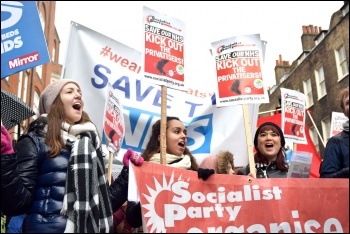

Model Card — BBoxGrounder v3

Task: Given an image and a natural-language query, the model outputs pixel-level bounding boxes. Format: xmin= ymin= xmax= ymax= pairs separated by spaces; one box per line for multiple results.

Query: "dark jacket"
xmin=319 ymin=130 xmax=349 ymax=178
xmin=125 ymin=201 xmax=142 ymax=228
xmin=1 ymin=118 xmax=129 ymax=233
xmin=238 ymin=161 xmax=288 ymax=178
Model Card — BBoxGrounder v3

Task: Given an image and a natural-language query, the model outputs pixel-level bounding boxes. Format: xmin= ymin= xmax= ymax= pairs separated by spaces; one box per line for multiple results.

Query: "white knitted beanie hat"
xmin=39 ymin=79 xmax=80 ymax=115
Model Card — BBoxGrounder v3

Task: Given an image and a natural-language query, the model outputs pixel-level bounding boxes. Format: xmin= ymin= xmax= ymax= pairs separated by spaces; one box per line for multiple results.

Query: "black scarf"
xmin=59 ymin=121 xmax=113 ymax=233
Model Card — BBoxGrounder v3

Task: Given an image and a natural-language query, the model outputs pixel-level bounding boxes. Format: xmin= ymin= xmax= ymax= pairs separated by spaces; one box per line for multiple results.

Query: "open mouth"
xmin=73 ymin=103 xmax=81 ymax=111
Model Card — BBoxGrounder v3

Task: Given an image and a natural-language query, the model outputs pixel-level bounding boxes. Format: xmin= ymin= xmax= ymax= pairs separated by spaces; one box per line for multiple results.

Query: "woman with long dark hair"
xmin=125 ymin=116 xmax=214 ymax=229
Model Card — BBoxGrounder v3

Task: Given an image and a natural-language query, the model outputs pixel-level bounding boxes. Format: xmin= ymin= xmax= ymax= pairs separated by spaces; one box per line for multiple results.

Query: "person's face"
xmin=60 ymin=83 xmax=84 ymax=125
xmin=257 ymin=129 xmax=281 ymax=162
xmin=164 ymin=119 xmax=187 ymax=156
xmin=343 ymin=94 xmax=349 ymax=118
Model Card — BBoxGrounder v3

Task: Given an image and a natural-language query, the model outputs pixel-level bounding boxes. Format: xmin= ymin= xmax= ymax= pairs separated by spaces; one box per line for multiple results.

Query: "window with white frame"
xmin=51 ymin=72 xmax=61 ymax=83
xmin=303 ymin=79 xmax=313 ymax=107
xmin=321 ymin=117 xmax=331 ymax=145
xmin=17 ymin=72 xmax=23 ymax=99
xmin=23 ymin=72 xmax=28 ymax=103
xmin=36 ymin=65 xmax=42 ymax=79
xmin=52 ymin=47 xmax=56 ymax=62
xmin=39 ymin=11 xmax=45 ymax=32
xmin=309 ymin=126 xmax=320 ymax=153
xmin=315 ymin=66 xmax=326 ymax=99
xmin=32 ymin=91 xmax=40 ymax=120
xmin=335 ymin=45 xmax=349 ymax=80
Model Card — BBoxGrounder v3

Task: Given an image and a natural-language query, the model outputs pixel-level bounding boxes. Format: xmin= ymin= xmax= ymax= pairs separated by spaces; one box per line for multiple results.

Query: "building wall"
xmin=259 ymin=2 xmax=349 ymax=158
xmin=1 ymin=1 xmax=62 ymax=138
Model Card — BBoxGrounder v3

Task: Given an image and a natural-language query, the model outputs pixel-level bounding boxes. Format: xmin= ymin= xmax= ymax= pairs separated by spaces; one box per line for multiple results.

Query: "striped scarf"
xmin=60 ymin=122 xmax=113 ymax=233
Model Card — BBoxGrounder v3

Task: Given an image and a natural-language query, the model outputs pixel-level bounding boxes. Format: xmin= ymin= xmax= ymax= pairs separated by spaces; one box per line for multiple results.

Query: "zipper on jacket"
xmin=263 ymin=169 xmax=267 ymax=178
xmin=263 ymin=162 xmax=272 ymax=178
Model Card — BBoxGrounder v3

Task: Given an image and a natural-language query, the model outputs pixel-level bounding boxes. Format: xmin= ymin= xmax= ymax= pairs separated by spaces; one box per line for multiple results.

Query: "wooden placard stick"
xmin=243 ymin=104 xmax=256 ymax=178
xmin=160 ymin=85 xmax=167 ymax=165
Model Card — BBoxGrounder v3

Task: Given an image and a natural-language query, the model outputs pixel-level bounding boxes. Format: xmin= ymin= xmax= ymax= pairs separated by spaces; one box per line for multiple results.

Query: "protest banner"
xmin=281 ymin=88 xmax=307 ymax=144
xmin=287 ymin=151 xmax=312 ymax=178
xmin=330 ymin=111 xmax=347 ymax=138
xmin=62 ymin=21 xmax=259 ymax=167
xmin=211 ymin=33 xmax=270 ymax=176
xmin=142 ymin=6 xmax=186 ymax=163
xmin=142 ymin=6 xmax=185 ymax=91
xmin=1 ymin=1 xmax=50 ymax=78
xmin=103 ymin=83 xmax=125 ymax=184
xmin=103 ymin=83 xmax=125 ymax=153
xmin=131 ymin=162 xmax=348 ymax=233
xmin=211 ymin=34 xmax=269 ymax=107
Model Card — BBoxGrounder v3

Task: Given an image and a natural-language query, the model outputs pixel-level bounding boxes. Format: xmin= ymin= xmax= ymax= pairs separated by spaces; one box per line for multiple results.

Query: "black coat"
xmin=238 ymin=161 xmax=288 ymax=178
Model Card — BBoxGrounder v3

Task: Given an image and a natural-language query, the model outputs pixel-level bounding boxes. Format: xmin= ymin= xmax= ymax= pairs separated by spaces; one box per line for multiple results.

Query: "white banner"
xmin=62 ymin=21 xmax=259 ymax=167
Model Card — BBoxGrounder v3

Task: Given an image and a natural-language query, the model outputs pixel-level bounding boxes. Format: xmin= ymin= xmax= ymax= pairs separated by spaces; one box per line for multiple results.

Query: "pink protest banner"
xmin=132 ymin=162 xmax=348 ymax=233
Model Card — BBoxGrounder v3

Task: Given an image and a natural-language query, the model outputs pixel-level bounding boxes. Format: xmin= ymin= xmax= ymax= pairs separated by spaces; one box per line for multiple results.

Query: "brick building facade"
xmin=259 ymin=2 xmax=349 ymax=158
xmin=1 ymin=1 xmax=62 ymax=139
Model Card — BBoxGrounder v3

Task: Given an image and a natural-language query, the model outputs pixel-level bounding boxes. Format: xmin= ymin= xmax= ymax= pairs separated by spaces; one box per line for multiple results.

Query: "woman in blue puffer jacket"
xmin=1 ymin=79 xmax=143 ymax=233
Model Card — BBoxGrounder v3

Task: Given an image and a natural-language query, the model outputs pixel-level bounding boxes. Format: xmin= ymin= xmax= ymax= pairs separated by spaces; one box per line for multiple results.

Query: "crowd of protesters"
xmin=1 ymin=82 xmax=348 ymax=233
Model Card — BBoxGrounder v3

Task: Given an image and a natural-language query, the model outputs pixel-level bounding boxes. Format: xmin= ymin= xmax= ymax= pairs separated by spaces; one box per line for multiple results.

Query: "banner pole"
xmin=306 ymin=109 xmax=325 ymax=147
xmin=160 ymin=85 xmax=167 ymax=165
xmin=293 ymin=142 xmax=297 ymax=152
xmin=243 ymin=104 xmax=256 ymax=178
xmin=107 ymin=151 xmax=113 ymax=185
xmin=258 ymin=108 xmax=281 ymax=115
